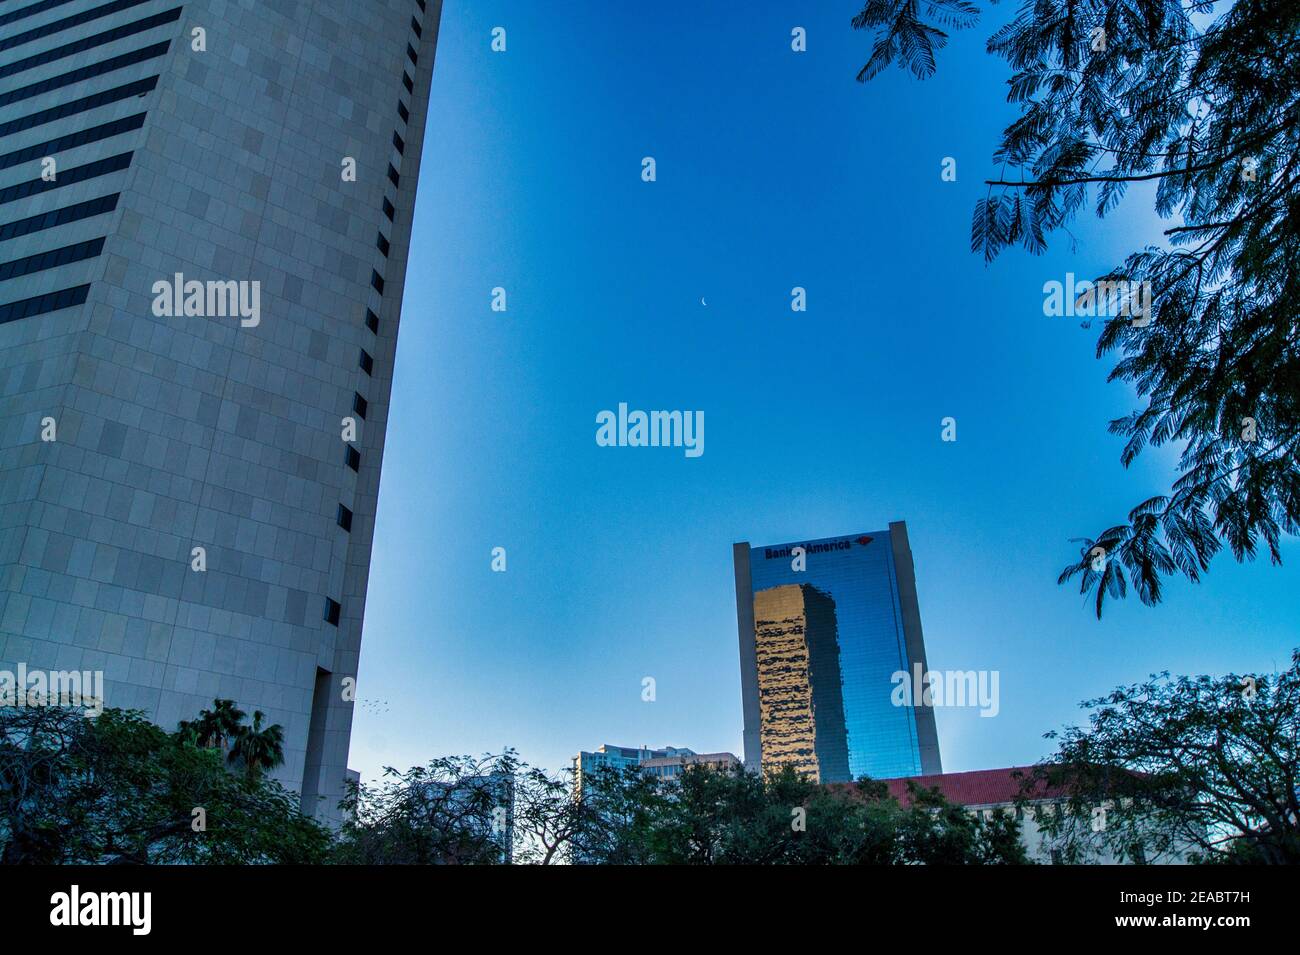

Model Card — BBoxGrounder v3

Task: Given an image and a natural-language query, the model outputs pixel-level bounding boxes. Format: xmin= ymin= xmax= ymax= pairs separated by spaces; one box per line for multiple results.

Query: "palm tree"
xmin=176 ymin=719 xmax=200 ymax=747
xmin=192 ymin=699 xmax=245 ymax=753
xmin=229 ymin=710 xmax=286 ymax=782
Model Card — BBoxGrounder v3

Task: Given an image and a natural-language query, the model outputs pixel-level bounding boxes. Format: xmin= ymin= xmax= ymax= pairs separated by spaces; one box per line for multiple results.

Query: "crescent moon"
xmin=701 ymin=297 xmax=707 ymax=306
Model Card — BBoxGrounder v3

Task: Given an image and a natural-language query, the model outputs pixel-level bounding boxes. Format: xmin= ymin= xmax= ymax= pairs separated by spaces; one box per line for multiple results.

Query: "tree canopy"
xmin=10 ymin=648 xmax=1296 ymax=864
xmin=1027 ymin=647 xmax=1300 ymax=863
xmin=333 ymin=753 xmax=516 ymax=864
xmin=324 ymin=751 xmax=1032 ymax=865
xmin=1 ymin=703 xmax=326 ymax=864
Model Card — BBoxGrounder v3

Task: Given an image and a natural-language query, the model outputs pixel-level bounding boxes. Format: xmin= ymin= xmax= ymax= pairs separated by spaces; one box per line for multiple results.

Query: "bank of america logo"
xmin=763 ymin=535 xmax=872 ymax=560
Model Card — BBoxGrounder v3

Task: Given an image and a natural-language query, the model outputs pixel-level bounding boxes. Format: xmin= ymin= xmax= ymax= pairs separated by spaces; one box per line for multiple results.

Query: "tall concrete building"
xmin=0 ymin=0 xmax=442 ymax=823
xmin=733 ymin=523 xmax=942 ymax=782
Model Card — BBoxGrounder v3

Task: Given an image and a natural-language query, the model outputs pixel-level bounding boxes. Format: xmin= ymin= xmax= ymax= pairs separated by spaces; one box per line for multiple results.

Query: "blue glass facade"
xmin=734 ymin=525 xmax=942 ymax=782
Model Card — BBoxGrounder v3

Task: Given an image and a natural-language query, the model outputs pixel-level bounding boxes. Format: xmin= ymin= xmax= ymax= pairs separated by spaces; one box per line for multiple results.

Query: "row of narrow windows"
xmin=0 ymin=0 xmax=153 ymax=55
xmin=0 ymin=3 xmax=162 ymax=316
xmin=328 ymin=0 xmax=425 ymax=625
xmin=0 ymin=282 xmax=88 ymax=324
xmin=0 ymin=151 xmax=133 ymax=206
xmin=0 ymin=0 xmax=81 ymax=30
xmin=0 ymin=236 xmax=105 ymax=281
xmin=0 ymin=75 xmax=159 ymax=137
xmin=0 ymin=7 xmax=181 ymax=82
xmin=0 ymin=59 xmax=157 ymax=326
xmin=0 ymin=40 xmax=170 ymax=109
xmin=0 ymin=113 xmax=146 ymax=171
xmin=0 ymin=193 xmax=119 ymax=243
xmin=0 ymin=148 xmax=133 ymax=314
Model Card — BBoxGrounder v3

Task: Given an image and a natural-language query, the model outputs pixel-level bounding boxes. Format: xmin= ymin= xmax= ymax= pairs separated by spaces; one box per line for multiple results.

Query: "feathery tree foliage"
xmin=1025 ymin=648 xmax=1300 ymax=863
xmin=855 ymin=0 xmax=1300 ymax=615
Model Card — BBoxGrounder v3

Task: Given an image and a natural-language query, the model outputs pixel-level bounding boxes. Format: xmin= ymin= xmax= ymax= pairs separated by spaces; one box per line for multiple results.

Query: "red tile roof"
xmin=881 ymin=766 xmax=1065 ymax=807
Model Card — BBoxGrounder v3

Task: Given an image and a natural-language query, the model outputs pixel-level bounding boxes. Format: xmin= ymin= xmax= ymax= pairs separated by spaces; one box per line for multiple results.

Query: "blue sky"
xmin=350 ymin=1 xmax=1299 ymax=780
